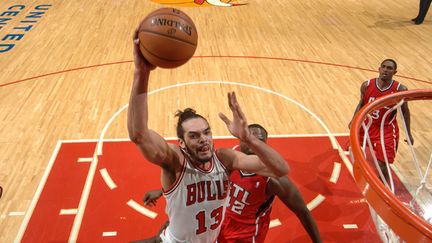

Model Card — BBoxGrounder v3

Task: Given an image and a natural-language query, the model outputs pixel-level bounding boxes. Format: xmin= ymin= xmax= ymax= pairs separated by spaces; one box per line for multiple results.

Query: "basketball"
xmin=138 ymin=8 xmax=198 ymax=69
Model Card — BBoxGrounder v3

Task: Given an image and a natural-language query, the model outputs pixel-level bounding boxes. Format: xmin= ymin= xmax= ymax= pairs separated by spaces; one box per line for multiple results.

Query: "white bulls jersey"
xmin=162 ymin=151 xmax=230 ymax=243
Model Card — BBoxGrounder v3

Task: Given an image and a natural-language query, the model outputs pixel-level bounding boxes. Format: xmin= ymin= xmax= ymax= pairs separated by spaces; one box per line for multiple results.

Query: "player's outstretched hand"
xmin=143 ymin=189 xmax=163 ymax=207
xmin=219 ymin=92 xmax=250 ymax=141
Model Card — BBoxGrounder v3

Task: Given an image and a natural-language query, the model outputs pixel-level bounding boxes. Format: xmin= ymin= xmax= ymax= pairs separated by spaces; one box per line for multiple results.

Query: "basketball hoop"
xmin=350 ymin=89 xmax=432 ymax=242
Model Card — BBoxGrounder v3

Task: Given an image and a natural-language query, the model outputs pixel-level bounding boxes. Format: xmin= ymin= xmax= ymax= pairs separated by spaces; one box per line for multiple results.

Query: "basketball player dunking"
xmin=140 ymin=124 xmax=321 ymax=243
xmin=128 ymin=28 xmax=289 ymax=243
xmin=349 ymin=59 xmax=413 ymax=183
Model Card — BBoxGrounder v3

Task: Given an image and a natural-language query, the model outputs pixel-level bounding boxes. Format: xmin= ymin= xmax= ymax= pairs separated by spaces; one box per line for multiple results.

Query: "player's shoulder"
xmin=360 ymin=79 xmax=371 ymax=92
xmin=363 ymin=78 xmax=375 ymax=86
xmin=396 ymin=82 xmax=408 ymax=91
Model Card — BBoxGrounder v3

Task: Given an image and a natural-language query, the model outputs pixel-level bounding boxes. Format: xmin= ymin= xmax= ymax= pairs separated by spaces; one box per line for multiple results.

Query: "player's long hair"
xmin=175 ymin=108 xmax=209 ymax=139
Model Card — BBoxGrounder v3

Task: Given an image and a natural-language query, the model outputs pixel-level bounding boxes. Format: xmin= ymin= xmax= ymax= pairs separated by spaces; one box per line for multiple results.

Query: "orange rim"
xmin=350 ymin=89 xmax=432 ymax=242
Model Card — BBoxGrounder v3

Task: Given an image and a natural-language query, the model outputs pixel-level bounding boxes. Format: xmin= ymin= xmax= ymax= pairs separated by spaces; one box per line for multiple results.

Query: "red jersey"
xmin=218 ymin=170 xmax=274 ymax=243
xmin=361 ymin=78 xmax=401 ymax=162
xmin=363 ymin=78 xmax=400 ymax=127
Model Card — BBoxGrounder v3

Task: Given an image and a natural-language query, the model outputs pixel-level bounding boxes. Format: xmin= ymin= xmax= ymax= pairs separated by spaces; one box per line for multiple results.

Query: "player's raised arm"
xmin=127 ymin=28 xmax=179 ymax=166
xmin=218 ymin=92 xmax=289 ymax=177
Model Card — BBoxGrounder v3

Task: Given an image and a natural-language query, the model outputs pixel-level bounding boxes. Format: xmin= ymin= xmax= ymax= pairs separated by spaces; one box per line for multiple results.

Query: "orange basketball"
xmin=138 ymin=8 xmax=198 ymax=69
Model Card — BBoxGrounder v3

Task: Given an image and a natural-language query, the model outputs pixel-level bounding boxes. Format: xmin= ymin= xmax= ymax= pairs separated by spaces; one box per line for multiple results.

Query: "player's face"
xmin=240 ymin=127 xmax=267 ymax=155
xmin=180 ymin=118 xmax=214 ymax=163
xmin=378 ymin=61 xmax=397 ymax=81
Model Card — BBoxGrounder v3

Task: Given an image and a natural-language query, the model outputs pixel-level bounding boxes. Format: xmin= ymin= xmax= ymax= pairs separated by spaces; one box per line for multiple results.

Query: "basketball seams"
xmin=139 ymin=42 xmax=193 ymax=62
xmin=141 ymin=30 xmax=197 ymax=46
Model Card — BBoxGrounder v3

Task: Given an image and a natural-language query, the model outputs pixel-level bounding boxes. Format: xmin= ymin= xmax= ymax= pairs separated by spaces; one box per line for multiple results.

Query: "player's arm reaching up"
xmin=218 ymin=92 xmax=289 ymax=177
xmin=127 ymin=29 xmax=181 ymax=168
xmin=267 ymin=176 xmax=322 ymax=243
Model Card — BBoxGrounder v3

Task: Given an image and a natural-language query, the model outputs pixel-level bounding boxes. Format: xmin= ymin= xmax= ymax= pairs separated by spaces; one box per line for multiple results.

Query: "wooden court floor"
xmin=0 ymin=0 xmax=431 ymax=242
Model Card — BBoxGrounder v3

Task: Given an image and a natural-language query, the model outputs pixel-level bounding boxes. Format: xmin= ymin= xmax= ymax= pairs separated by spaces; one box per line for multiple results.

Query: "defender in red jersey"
xmin=218 ymin=124 xmax=321 ymax=243
xmin=349 ymin=59 xmax=413 ymax=183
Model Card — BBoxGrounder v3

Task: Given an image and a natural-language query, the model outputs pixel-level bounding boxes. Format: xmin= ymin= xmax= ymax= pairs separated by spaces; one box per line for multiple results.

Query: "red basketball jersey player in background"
xmin=349 ymin=59 xmax=413 ymax=183
xmin=217 ymin=124 xmax=321 ymax=243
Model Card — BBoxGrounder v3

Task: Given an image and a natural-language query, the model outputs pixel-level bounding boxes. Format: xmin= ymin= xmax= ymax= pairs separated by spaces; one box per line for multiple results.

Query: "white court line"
xmin=343 ymin=224 xmax=358 ymax=229
xmin=126 ymin=200 xmax=158 ymax=219
xmin=329 ymin=162 xmax=342 ymax=184
xmin=307 ymin=194 xmax=325 ymax=211
xmin=99 ymin=168 xmax=117 ymax=189
xmin=9 ymin=212 xmax=25 ymax=216
xmin=77 ymin=157 xmax=93 ymax=163
xmin=60 ymin=138 xmax=132 ymax=143
xmin=337 ymin=146 xmax=353 ymax=176
xmin=102 ymin=231 xmax=117 ymax=237
xmin=58 ymin=133 xmax=350 ymax=144
xmin=59 ymin=209 xmax=78 ymax=215
xmin=14 ymin=141 xmax=63 ymax=243
xmin=68 ymin=151 xmax=99 ymax=242
xmin=269 ymin=218 xmax=282 ymax=228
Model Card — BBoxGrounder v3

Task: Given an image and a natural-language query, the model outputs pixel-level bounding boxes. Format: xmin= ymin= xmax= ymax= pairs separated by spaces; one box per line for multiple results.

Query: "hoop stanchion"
xmin=350 ymin=89 xmax=432 ymax=242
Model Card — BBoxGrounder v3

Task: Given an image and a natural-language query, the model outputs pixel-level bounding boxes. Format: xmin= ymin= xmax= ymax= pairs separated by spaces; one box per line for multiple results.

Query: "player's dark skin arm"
xmin=398 ymin=85 xmax=414 ymax=144
xmin=267 ymin=177 xmax=322 ymax=243
xmin=218 ymin=92 xmax=289 ymax=177
xmin=348 ymin=81 xmax=367 ymax=129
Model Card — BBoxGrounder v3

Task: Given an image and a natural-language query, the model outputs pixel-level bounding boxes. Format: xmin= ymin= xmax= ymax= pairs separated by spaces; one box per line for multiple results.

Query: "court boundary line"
xmin=68 ymin=146 xmax=99 ymax=242
xmin=14 ymin=141 xmax=63 ymax=243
